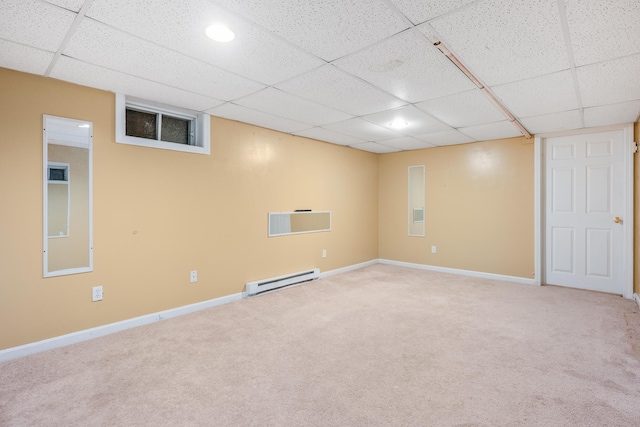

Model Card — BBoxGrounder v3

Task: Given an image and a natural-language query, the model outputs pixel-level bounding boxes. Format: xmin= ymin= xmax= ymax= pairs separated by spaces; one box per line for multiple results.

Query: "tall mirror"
xmin=408 ymin=165 xmax=425 ymax=237
xmin=43 ymin=115 xmax=93 ymax=277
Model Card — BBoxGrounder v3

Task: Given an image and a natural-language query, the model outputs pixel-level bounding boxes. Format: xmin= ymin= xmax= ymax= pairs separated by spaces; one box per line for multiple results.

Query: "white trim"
xmin=634 ymin=294 xmax=640 ymax=310
xmin=0 ymin=258 xmax=535 ymax=362
xmin=0 ymin=292 xmax=243 ymax=363
xmin=534 ymin=124 xmax=634 ymax=298
xmin=622 ymin=125 xmax=635 ymax=299
xmin=534 ymin=136 xmax=542 ymax=285
xmin=2 ymin=260 xmax=378 ymax=362
xmin=44 ymin=266 xmax=95 ymax=278
xmin=319 ymin=259 xmax=379 ymax=279
xmin=115 ymin=93 xmax=210 ymax=155
xmin=379 ymin=259 xmax=536 ymax=285
xmin=534 ymin=123 xmax=639 ymax=139
xmin=241 ymin=261 xmax=379 ymax=298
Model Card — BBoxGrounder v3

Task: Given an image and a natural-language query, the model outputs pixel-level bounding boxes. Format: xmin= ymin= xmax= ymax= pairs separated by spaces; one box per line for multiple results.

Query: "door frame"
xmin=534 ymin=123 xmax=635 ymax=298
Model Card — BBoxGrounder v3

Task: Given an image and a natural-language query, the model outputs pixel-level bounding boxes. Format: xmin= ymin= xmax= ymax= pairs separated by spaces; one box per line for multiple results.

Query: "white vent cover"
xmin=245 ymin=268 xmax=320 ymax=297
xmin=413 ymin=207 xmax=424 ymax=223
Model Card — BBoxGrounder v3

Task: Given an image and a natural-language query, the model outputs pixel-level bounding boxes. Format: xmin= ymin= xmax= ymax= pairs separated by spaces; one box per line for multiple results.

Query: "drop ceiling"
xmin=1 ymin=0 xmax=639 ymax=153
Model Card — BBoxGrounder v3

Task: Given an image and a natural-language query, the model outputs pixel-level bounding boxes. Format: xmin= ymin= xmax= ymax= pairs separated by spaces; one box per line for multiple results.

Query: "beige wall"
xmin=0 ymin=68 xmax=378 ymax=350
xmin=0 ymin=65 xmax=635 ymax=352
xmin=378 ymin=137 xmax=535 ymax=279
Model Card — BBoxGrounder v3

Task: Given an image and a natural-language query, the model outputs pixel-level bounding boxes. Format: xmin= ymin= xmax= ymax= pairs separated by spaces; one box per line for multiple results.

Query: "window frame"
xmin=115 ymin=93 xmax=210 ymax=155
xmin=48 ymin=163 xmax=69 ymax=182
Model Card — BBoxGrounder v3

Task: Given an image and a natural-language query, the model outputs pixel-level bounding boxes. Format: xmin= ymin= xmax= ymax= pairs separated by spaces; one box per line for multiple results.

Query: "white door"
xmin=544 ymin=130 xmax=626 ymax=294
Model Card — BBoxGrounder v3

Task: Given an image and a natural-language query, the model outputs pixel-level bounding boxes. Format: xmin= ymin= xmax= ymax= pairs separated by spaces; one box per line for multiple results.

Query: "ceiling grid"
xmin=0 ymin=0 xmax=638 ymax=152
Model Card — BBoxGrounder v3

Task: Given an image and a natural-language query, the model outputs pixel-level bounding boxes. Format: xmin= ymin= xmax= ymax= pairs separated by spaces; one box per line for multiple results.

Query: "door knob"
xmin=613 ymin=217 xmax=622 ymax=224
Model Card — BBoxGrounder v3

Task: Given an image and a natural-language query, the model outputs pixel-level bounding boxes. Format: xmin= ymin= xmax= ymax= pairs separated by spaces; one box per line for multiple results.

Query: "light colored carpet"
xmin=1 ymin=264 xmax=640 ymax=426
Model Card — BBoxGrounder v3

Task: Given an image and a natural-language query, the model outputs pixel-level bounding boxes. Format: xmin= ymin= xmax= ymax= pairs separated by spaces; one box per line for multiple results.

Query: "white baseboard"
xmin=0 ymin=259 xmax=535 ymax=363
xmin=0 ymin=258 xmax=380 ymax=363
xmin=634 ymin=293 xmax=640 ymax=310
xmin=0 ymin=292 xmax=242 ymax=364
xmin=319 ymin=259 xmax=379 ymax=279
xmin=378 ymin=259 xmax=537 ymax=285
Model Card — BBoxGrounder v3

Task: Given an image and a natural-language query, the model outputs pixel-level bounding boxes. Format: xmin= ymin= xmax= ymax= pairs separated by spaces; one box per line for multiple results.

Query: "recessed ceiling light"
xmin=206 ymin=23 xmax=235 ymax=42
xmin=389 ymin=118 xmax=409 ymax=129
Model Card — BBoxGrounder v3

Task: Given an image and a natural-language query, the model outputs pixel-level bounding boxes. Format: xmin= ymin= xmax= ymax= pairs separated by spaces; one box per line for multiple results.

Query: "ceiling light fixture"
xmin=77 ymin=124 xmax=90 ymax=128
xmin=206 ymin=23 xmax=235 ymax=42
xmin=434 ymin=41 xmax=532 ymax=139
xmin=389 ymin=118 xmax=409 ymax=129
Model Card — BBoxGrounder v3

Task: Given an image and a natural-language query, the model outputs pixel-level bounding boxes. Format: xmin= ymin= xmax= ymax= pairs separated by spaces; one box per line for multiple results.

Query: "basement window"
xmin=48 ymin=164 xmax=69 ymax=182
xmin=116 ymin=94 xmax=210 ymax=155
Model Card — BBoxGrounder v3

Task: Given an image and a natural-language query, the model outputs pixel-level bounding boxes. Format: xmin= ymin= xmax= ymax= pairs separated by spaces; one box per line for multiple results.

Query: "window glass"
xmin=126 ymin=109 xmax=157 ymax=140
xmin=161 ymin=115 xmax=191 ymax=145
xmin=116 ymin=94 xmax=210 ymax=155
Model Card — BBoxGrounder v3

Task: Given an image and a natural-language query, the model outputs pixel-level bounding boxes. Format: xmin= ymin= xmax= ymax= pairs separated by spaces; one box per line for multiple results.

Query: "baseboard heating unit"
xmin=245 ymin=268 xmax=320 ymax=297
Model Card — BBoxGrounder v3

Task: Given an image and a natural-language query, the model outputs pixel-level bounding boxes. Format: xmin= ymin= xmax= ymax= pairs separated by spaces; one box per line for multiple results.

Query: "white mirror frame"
xmin=43 ymin=115 xmax=93 ymax=277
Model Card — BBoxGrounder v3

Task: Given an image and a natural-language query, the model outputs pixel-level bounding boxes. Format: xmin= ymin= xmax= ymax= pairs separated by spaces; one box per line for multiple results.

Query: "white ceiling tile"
xmin=234 ymin=88 xmax=353 ymax=126
xmin=577 ymin=54 xmax=640 ymax=107
xmin=322 ymin=118 xmax=404 ymax=141
xmin=520 ymin=110 xmax=583 ymax=134
xmin=566 ymin=0 xmax=640 ymax=66
xmin=583 ymin=101 xmax=640 ymax=128
xmin=377 ymin=137 xmax=435 ymax=151
xmin=206 ymin=103 xmax=312 ymax=134
xmin=5 ymin=0 xmax=638 ymax=155
xmin=293 ymin=128 xmax=367 ymax=146
xmin=492 ymin=71 xmax=579 ymax=118
xmin=389 ymin=0 xmax=477 ymax=24
xmin=415 ymin=130 xmax=476 ymax=146
xmin=416 ymin=23 xmax=441 ymax=44
xmin=0 ymin=0 xmax=75 ymax=52
xmin=349 ymin=142 xmax=400 ymax=154
xmin=42 ymin=0 xmax=85 ymax=12
xmin=86 ymin=0 xmax=323 ymax=86
xmin=459 ymin=121 xmax=523 ymax=141
xmin=362 ymin=105 xmax=452 ymax=136
xmin=276 ymin=65 xmax=406 ymax=116
xmin=49 ymin=57 xmax=224 ymax=111
xmin=430 ymin=0 xmax=569 ymax=85
xmin=0 ymin=39 xmax=54 ymax=75
xmin=334 ymin=29 xmax=475 ymax=103
xmin=415 ymin=89 xmax=505 ymax=128
xmin=214 ymin=0 xmax=410 ymax=61
xmin=63 ymin=19 xmax=264 ymax=101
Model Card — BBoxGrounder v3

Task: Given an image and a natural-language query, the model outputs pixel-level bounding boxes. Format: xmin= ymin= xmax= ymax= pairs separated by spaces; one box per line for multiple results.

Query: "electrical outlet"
xmin=322 ymin=249 xmax=327 ymax=258
xmin=92 ymin=286 xmax=103 ymax=302
xmin=190 ymin=270 xmax=198 ymax=283
xmin=431 ymin=246 xmax=437 ymax=254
